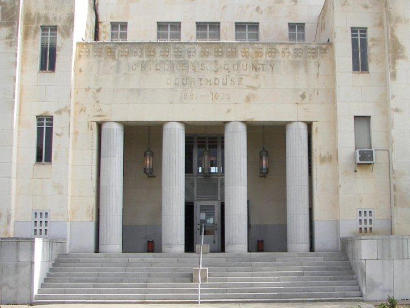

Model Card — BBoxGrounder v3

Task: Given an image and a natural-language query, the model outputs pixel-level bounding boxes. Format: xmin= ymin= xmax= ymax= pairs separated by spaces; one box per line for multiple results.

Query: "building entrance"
xmin=195 ymin=201 xmax=222 ymax=252
xmin=185 ymin=134 xmax=225 ymax=252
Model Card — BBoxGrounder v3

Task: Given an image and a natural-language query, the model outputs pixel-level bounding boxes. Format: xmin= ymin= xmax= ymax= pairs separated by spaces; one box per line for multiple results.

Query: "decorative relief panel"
xmin=78 ymin=43 xmax=328 ymax=61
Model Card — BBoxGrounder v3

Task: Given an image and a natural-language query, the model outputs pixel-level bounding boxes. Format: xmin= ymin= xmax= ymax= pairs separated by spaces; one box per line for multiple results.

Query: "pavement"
xmin=0 ymin=302 xmax=378 ymax=308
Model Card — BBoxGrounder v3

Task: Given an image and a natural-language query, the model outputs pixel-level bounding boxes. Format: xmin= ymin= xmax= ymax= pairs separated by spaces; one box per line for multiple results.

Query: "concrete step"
xmin=37 ymin=252 xmax=361 ymax=303
xmin=38 ymin=285 xmax=360 ymax=295
xmin=57 ymin=256 xmax=348 ymax=262
xmin=35 ymin=291 xmax=362 ymax=301
xmin=42 ymin=280 xmax=359 ymax=289
xmin=47 ymin=272 xmax=192 ymax=278
xmin=50 ymin=267 xmax=195 ymax=273
xmin=53 ymin=260 xmax=351 ymax=267
xmin=208 ymin=270 xmax=355 ymax=277
xmin=58 ymin=252 xmax=346 ymax=258
xmin=208 ymin=275 xmax=357 ymax=282
xmin=45 ymin=277 xmax=194 ymax=283
xmin=50 ymin=265 xmax=351 ymax=273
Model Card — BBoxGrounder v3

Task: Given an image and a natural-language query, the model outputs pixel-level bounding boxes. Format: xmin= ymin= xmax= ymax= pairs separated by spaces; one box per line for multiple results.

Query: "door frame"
xmin=194 ymin=200 xmax=221 ymax=252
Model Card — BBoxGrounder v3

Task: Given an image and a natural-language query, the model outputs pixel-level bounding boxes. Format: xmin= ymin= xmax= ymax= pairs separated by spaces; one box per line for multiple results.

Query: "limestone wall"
xmin=332 ymin=0 xmax=392 ymax=238
xmin=386 ymin=0 xmax=410 ymax=235
xmin=13 ymin=0 xmax=75 ymax=240
xmin=342 ymin=235 xmax=410 ymax=300
xmin=96 ymin=0 xmax=325 ymax=43
xmin=0 ymin=0 xmax=19 ymax=237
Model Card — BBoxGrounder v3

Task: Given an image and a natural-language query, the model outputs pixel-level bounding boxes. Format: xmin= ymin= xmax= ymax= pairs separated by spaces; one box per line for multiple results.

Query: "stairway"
xmin=35 ymin=252 xmax=362 ymax=303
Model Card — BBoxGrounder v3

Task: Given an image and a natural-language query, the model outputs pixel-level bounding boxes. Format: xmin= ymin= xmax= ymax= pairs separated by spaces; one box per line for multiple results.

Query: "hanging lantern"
xmin=259 ymin=147 xmax=269 ymax=177
xmin=144 ymin=127 xmax=154 ymax=177
xmin=259 ymin=126 xmax=269 ymax=177
xmin=144 ymin=148 xmax=154 ymax=177
xmin=202 ymin=147 xmax=211 ymax=177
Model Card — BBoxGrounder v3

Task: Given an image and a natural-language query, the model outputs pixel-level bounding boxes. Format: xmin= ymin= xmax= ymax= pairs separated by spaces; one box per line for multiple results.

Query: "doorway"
xmin=194 ymin=201 xmax=222 ymax=252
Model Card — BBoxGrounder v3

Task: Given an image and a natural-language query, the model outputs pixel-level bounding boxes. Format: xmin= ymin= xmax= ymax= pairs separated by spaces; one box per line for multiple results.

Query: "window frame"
xmin=39 ymin=25 xmax=57 ymax=72
xmin=36 ymin=116 xmax=53 ymax=163
xmin=235 ymin=22 xmax=259 ymax=42
xmin=185 ymin=135 xmax=224 ymax=176
xmin=288 ymin=23 xmax=305 ymax=42
xmin=196 ymin=22 xmax=220 ymax=41
xmin=354 ymin=116 xmax=372 ymax=149
xmin=351 ymin=27 xmax=369 ymax=72
xmin=157 ymin=22 xmax=181 ymax=41
xmin=110 ymin=22 xmax=128 ymax=41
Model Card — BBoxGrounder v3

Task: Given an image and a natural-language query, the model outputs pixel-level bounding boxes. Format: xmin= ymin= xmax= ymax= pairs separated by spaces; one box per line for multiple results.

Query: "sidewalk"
xmin=0 ymin=302 xmax=377 ymax=308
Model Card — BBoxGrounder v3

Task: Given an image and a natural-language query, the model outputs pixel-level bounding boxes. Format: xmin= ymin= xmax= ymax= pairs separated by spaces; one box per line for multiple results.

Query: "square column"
xmin=286 ymin=122 xmax=310 ymax=252
xmin=162 ymin=122 xmax=185 ymax=253
xmin=99 ymin=122 xmax=124 ymax=253
xmin=224 ymin=121 xmax=248 ymax=252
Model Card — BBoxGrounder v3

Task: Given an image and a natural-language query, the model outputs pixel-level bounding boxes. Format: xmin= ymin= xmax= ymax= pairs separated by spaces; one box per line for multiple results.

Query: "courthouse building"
xmin=0 ymin=0 xmax=410 ymax=303
xmin=1 ymin=0 xmax=410 ymax=254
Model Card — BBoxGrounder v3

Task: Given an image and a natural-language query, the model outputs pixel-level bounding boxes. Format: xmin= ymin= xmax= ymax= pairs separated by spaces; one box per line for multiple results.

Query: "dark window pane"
xmin=236 ymin=24 xmax=246 ymax=32
xmin=248 ymin=32 xmax=258 ymax=41
xmin=185 ymin=142 xmax=193 ymax=174
xmin=157 ymin=24 xmax=168 ymax=32
xmin=289 ymin=24 xmax=296 ymax=32
xmin=360 ymin=36 xmax=368 ymax=71
xmin=236 ymin=32 xmax=246 ymax=41
xmin=170 ymin=23 xmax=180 ymax=31
xmin=40 ymin=46 xmax=48 ymax=71
xmin=351 ymin=35 xmax=360 ymax=71
xmin=248 ymin=24 xmax=258 ymax=32
xmin=36 ymin=127 xmax=44 ymax=162
xmin=48 ymin=46 xmax=56 ymax=71
xmin=197 ymin=24 xmax=207 ymax=31
xmin=44 ymin=126 xmax=53 ymax=162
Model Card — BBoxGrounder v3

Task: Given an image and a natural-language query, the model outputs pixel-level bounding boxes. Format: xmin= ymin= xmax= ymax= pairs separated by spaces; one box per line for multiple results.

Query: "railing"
xmin=197 ymin=223 xmax=204 ymax=304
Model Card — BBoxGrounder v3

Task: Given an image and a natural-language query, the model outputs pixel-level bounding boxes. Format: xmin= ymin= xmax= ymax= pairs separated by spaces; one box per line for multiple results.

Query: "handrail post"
xmin=198 ymin=223 xmax=204 ymax=304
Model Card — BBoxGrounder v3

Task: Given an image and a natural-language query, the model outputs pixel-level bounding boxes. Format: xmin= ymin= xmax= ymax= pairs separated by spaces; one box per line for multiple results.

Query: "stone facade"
xmin=0 ymin=0 xmax=408 ymax=256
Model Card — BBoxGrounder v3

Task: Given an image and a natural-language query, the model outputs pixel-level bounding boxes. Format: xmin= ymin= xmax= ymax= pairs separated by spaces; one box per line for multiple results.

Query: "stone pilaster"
xmin=286 ymin=122 xmax=310 ymax=252
xmin=224 ymin=121 xmax=248 ymax=252
xmin=99 ymin=122 xmax=124 ymax=253
xmin=162 ymin=122 xmax=185 ymax=252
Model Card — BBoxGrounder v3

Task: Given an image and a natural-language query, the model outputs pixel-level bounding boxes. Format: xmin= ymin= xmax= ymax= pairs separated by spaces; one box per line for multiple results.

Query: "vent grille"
xmin=33 ymin=210 xmax=49 ymax=237
xmin=358 ymin=209 xmax=374 ymax=234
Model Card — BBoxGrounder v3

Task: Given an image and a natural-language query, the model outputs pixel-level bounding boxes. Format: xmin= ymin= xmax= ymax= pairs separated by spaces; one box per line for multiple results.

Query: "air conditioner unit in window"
xmin=355 ymin=149 xmax=375 ymax=164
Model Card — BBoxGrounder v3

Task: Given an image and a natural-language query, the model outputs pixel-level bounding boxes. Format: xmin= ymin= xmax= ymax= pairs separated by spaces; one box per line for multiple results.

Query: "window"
xmin=196 ymin=22 xmax=220 ymax=41
xmin=235 ymin=23 xmax=259 ymax=41
xmin=358 ymin=209 xmax=374 ymax=234
xmin=33 ymin=210 xmax=49 ymax=237
xmin=40 ymin=26 xmax=57 ymax=72
xmin=351 ymin=27 xmax=368 ymax=72
xmin=36 ymin=116 xmax=53 ymax=163
xmin=111 ymin=22 xmax=127 ymax=41
xmin=157 ymin=22 xmax=181 ymax=41
xmin=289 ymin=23 xmax=305 ymax=42
xmin=185 ymin=136 xmax=224 ymax=175
xmin=354 ymin=116 xmax=371 ymax=149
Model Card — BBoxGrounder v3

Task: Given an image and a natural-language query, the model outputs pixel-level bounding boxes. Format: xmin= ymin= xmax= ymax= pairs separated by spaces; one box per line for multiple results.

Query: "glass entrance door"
xmin=195 ymin=201 xmax=221 ymax=252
